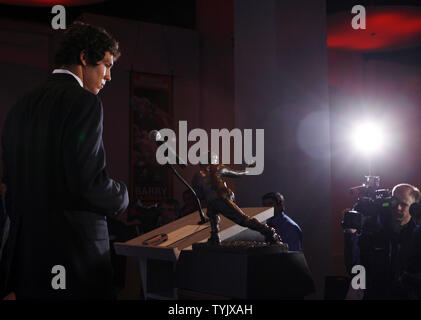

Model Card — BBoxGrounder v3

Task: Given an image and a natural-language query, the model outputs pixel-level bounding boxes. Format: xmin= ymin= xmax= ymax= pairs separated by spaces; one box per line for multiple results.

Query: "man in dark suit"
xmin=0 ymin=22 xmax=129 ymax=300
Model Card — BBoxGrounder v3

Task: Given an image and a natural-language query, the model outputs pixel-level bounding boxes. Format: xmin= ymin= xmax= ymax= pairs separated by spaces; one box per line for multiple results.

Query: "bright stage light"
xmin=351 ymin=121 xmax=386 ymax=156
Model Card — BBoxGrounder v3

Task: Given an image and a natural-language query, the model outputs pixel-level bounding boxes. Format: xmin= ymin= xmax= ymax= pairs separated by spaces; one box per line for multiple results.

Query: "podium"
xmin=114 ymin=207 xmax=274 ymax=299
xmin=114 ymin=207 xmax=314 ymax=299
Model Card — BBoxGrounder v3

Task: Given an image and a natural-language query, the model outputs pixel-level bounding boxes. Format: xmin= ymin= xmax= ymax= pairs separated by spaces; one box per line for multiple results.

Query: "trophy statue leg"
xmin=206 ymin=205 xmax=221 ymax=245
xmin=244 ymin=217 xmax=282 ymax=244
xmin=218 ymin=198 xmax=283 ymax=245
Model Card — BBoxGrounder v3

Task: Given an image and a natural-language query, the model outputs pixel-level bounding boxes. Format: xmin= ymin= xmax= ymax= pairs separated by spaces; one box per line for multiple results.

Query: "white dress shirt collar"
xmin=52 ymin=69 xmax=83 ymax=88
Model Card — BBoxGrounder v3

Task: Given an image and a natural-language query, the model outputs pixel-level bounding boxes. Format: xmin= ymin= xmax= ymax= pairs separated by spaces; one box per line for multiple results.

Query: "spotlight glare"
xmin=351 ymin=122 xmax=385 ymax=156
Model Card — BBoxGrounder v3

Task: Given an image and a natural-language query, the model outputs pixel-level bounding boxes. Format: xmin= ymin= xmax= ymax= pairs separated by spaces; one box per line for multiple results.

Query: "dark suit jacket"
xmin=0 ymin=73 xmax=129 ymax=299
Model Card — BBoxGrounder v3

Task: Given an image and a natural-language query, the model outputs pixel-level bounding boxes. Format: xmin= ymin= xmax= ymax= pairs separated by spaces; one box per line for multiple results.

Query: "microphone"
xmin=148 ymin=129 xmax=159 ymax=140
xmin=149 ymin=130 xmax=187 ymax=167
xmin=410 ymin=202 xmax=421 ymax=220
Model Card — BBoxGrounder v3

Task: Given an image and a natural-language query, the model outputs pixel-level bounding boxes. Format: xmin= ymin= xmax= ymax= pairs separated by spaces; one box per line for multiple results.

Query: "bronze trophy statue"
xmin=193 ymin=153 xmax=285 ymax=246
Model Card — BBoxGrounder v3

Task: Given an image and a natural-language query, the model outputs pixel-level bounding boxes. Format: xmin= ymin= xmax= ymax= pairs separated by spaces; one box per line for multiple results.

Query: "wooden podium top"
xmin=114 ymin=207 xmax=274 ymax=261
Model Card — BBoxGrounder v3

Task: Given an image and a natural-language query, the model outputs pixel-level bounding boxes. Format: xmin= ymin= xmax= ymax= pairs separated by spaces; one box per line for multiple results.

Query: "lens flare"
xmin=351 ymin=122 xmax=385 ymax=156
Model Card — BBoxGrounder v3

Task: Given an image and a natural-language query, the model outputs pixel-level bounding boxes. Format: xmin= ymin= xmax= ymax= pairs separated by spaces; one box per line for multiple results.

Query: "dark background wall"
xmin=234 ymin=0 xmax=332 ymax=299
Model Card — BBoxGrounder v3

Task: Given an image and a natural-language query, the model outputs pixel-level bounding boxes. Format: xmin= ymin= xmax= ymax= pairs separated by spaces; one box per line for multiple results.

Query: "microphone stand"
xmin=167 ymin=163 xmax=208 ymax=225
xmin=149 ymin=130 xmax=208 ymax=225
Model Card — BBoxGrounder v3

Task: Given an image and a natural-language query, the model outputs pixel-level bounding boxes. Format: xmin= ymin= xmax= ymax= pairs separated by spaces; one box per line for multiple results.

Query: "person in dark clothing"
xmin=400 ymin=223 xmax=421 ymax=299
xmin=0 ymin=183 xmax=7 ymax=257
xmin=179 ymin=189 xmax=199 ymax=217
xmin=0 ymin=22 xmax=128 ymax=300
xmin=344 ymin=183 xmax=421 ymax=299
xmin=156 ymin=199 xmax=180 ymax=227
xmin=262 ymin=192 xmax=303 ymax=251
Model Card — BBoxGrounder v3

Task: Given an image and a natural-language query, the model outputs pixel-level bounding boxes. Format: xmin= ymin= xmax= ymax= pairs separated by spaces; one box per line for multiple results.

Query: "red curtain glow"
xmin=328 ymin=7 xmax=421 ymax=51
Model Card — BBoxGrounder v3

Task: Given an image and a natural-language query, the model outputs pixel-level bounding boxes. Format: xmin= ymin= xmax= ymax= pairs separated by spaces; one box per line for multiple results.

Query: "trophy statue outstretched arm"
xmin=218 ymin=166 xmax=248 ymax=177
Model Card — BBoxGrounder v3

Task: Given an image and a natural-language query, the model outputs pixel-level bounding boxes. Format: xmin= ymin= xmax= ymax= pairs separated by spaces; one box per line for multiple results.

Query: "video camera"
xmin=341 ymin=176 xmax=397 ymax=232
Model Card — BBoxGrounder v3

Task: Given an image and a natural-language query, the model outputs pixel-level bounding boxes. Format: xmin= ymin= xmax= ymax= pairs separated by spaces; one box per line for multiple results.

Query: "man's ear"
xmin=80 ymin=51 xmax=87 ymax=67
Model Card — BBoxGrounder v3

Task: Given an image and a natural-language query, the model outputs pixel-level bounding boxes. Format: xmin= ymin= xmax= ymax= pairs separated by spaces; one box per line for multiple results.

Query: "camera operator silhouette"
xmin=193 ymin=152 xmax=284 ymax=246
xmin=344 ymin=182 xmax=421 ymax=299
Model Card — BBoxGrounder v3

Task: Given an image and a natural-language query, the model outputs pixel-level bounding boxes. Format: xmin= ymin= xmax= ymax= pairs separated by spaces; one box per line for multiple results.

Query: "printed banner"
xmin=129 ymin=72 xmax=173 ymax=219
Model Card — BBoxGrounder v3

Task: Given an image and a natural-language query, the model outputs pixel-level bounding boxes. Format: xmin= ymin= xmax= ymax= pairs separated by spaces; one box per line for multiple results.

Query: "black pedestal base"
xmin=176 ymin=241 xmax=315 ymax=299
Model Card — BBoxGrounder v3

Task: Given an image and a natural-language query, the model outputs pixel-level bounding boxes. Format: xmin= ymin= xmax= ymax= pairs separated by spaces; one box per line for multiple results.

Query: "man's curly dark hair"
xmin=54 ymin=21 xmax=120 ymax=68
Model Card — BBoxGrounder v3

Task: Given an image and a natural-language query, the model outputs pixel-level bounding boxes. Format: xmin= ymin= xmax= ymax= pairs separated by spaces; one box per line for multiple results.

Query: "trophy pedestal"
xmin=176 ymin=241 xmax=315 ymax=299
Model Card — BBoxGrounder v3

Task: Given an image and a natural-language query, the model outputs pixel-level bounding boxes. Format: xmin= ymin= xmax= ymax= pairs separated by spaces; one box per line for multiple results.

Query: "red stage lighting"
xmin=327 ymin=7 xmax=421 ymax=51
